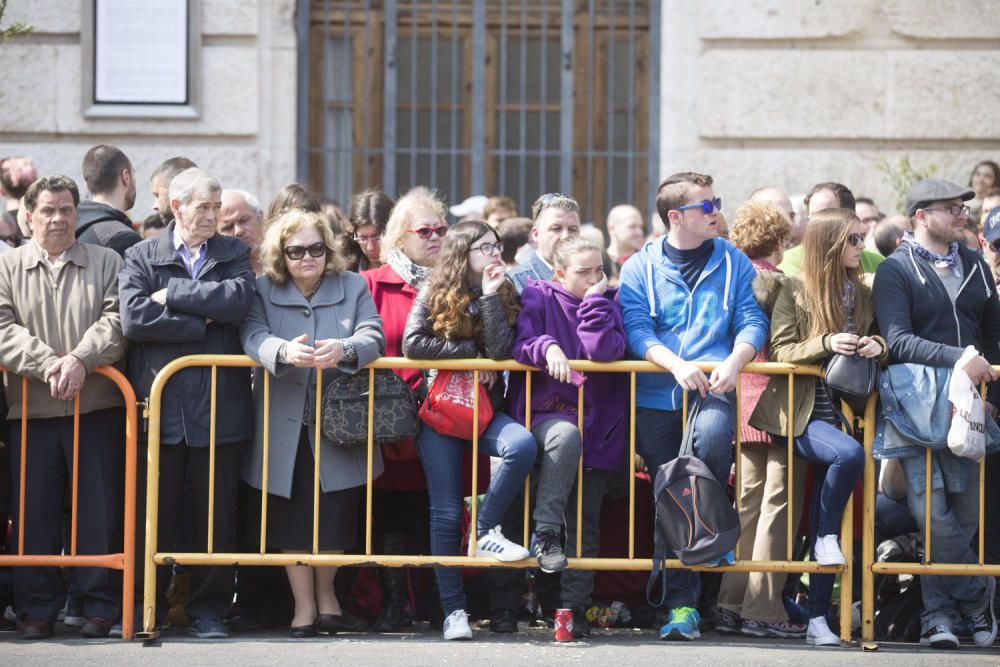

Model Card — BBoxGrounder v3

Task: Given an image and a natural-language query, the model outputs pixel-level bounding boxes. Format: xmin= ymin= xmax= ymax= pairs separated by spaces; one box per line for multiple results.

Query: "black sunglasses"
xmin=284 ymin=242 xmax=326 ymax=260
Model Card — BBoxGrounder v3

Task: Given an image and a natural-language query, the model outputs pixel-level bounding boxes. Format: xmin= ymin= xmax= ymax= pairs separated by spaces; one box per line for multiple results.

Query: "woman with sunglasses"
xmin=241 ymin=209 xmax=385 ymax=638
xmin=361 ymin=189 xmax=446 ymax=632
xmin=750 ymin=208 xmax=886 ymax=647
xmin=403 ymin=220 xmax=536 ymax=640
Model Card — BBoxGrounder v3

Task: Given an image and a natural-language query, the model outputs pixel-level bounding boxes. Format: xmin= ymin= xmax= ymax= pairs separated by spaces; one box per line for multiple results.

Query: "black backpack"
xmin=646 ymin=397 xmax=741 ymax=605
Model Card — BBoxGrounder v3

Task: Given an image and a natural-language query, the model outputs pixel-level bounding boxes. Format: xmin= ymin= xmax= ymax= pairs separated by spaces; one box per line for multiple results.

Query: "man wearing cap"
xmin=873 ymin=178 xmax=1000 ymax=649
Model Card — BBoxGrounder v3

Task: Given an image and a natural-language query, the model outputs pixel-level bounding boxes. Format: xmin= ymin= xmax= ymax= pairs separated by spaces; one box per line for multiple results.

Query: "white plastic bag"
xmin=948 ymin=346 xmax=987 ymax=461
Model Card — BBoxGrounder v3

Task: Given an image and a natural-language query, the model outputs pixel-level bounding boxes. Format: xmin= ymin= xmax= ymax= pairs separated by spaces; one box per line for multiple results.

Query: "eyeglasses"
xmin=407 ymin=225 xmax=448 ymax=240
xmin=354 ymin=234 xmax=380 ymax=245
xmin=284 ymin=242 xmax=326 ymax=260
xmin=924 ymin=204 xmax=971 ymax=217
xmin=674 ymin=198 xmax=723 ymax=214
xmin=470 ymin=242 xmax=504 ymax=257
xmin=846 ymin=233 xmax=866 ymax=247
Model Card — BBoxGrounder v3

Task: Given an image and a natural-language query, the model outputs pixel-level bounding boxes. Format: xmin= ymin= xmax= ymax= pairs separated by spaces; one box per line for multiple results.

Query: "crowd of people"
xmin=1 ymin=148 xmax=1000 ymax=652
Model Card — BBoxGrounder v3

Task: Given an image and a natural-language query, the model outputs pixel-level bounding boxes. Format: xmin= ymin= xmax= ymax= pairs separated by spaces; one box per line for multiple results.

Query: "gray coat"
xmin=240 ymin=271 xmax=386 ymax=498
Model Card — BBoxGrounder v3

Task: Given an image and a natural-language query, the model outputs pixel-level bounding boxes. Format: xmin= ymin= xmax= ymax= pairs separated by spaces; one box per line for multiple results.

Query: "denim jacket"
xmin=873 ymin=362 xmax=1000 ymax=460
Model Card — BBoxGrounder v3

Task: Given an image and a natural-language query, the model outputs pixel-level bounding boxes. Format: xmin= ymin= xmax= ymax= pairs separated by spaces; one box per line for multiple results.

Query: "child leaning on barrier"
xmin=507 ymin=236 xmax=629 ymax=638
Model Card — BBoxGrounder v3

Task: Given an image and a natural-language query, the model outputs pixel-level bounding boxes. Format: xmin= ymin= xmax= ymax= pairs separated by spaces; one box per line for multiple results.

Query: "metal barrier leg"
xmin=860 ymin=394 xmax=877 ymax=643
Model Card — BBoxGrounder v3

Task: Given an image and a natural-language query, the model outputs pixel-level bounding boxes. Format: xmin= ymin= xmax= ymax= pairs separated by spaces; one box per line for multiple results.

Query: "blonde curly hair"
xmin=729 ymin=200 xmax=792 ymax=260
xmin=259 ymin=209 xmax=345 ymax=284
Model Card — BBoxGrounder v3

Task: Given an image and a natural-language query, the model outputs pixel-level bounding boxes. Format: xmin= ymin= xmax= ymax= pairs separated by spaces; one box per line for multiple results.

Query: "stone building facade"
xmin=1 ymin=0 xmax=997 ymax=222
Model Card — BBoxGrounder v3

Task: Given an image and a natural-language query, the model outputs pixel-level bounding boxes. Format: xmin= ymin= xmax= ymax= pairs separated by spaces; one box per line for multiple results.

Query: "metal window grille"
xmin=298 ymin=0 xmax=659 ymax=227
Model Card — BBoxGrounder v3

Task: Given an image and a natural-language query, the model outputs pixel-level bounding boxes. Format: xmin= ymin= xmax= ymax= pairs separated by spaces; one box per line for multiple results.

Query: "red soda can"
xmin=554 ymin=608 xmax=574 ymax=641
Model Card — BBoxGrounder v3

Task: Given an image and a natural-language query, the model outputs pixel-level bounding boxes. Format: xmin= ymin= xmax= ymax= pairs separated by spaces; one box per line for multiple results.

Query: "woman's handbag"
xmin=417 ymin=369 xmax=493 ymax=439
xmin=822 ymin=351 xmax=878 ymax=413
xmin=321 ymin=370 xmax=419 ymax=448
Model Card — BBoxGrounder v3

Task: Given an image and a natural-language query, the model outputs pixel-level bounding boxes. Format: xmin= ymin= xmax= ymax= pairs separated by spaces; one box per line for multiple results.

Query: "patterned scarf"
xmin=387 ymin=249 xmax=432 ymax=289
xmin=901 ymin=232 xmax=961 ymax=278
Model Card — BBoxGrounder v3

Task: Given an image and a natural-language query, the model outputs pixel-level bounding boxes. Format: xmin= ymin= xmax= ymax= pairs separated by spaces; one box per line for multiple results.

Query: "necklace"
xmin=306 ymin=275 xmax=324 ymax=300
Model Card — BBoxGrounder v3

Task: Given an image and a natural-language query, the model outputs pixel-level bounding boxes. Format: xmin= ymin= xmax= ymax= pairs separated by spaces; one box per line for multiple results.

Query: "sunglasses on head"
xmin=284 ymin=242 xmax=326 ymax=260
xmin=407 ymin=225 xmax=448 ymax=240
xmin=674 ymin=197 xmax=722 ymax=214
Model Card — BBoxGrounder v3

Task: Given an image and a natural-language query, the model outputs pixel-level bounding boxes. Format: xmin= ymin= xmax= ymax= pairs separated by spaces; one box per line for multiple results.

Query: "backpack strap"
xmin=645 ymin=557 xmax=668 ymax=608
xmin=678 ymin=395 xmax=702 ymax=458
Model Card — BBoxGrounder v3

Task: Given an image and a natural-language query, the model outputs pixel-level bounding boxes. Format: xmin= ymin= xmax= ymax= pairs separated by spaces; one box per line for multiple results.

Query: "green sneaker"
xmin=659 ymin=606 xmax=701 ymax=641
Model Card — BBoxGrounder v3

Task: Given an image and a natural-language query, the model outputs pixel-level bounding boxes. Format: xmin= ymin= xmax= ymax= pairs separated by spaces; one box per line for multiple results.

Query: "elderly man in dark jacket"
xmin=119 ymin=167 xmax=255 ymax=639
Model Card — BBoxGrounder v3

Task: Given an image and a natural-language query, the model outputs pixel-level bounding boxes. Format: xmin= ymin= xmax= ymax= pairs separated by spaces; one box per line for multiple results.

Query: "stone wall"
xmin=0 ymin=0 xmax=297 ymax=218
xmin=2 ymin=1 xmax=998 ymax=221
xmin=661 ymin=0 xmax=1000 ymax=216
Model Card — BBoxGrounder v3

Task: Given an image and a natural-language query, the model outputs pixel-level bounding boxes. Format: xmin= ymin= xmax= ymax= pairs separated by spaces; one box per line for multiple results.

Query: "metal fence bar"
xmin=498 ymin=0 xmax=509 ymax=198
xmin=207 ymin=365 xmax=217 ymax=553
xmin=647 ymin=0 xmax=661 ymax=220
xmin=383 ymin=0 xmax=398 ymax=196
xmin=559 ymin=0 xmax=573 ymax=196
xmin=430 ymin=1 xmax=439 ymax=189
xmin=604 ymin=0 xmax=616 ymax=214
xmin=518 ymin=0 xmax=527 ymax=206
xmin=296 ymin=0 xmax=310 ymax=182
xmin=625 ymin=0 xmax=636 ymax=202
xmin=409 ymin=2 xmax=418 ymax=187
xmin=471 ymin=0 xmax=486 ymax=196
xmin=71 ymin=394 xmax=81 ymax=556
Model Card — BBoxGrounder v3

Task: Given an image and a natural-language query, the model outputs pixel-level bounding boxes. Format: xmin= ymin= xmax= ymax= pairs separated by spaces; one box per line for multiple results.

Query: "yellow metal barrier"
xmin=141 ymin=355 xmax=862 ymax=642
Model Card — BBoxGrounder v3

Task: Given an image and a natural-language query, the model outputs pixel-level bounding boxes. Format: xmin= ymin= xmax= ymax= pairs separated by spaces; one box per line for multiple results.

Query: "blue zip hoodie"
xmin=618 ymin=236 xmax=769 ymax=411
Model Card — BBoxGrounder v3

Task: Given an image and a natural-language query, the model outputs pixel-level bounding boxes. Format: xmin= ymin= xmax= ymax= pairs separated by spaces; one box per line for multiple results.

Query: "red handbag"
xmin=418 ymin=369 xmax=493 ymax=439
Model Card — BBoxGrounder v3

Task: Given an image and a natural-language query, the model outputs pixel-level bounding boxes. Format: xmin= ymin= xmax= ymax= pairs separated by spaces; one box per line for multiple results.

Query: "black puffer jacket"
xmin=76 ymin=200 xmax=141 ymax=257
xmin=402 ymin=285 xmax=517 ymax=409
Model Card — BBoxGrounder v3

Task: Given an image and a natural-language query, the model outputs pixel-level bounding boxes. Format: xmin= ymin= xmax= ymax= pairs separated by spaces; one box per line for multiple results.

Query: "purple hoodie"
xmin=508 ymin=278 xmax=628 ymax=470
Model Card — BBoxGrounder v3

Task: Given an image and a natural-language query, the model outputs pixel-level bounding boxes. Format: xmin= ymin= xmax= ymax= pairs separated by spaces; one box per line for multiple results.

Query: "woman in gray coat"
xmin=241 ymin=209 xmax=385 ymax=638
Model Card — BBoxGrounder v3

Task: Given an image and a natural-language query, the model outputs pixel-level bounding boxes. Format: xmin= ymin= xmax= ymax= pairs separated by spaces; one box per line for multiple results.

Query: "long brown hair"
xmin=800 ymin=208 xmax=863 ymax=337
xmin=424 ymin=220 xmax=520 ymax=340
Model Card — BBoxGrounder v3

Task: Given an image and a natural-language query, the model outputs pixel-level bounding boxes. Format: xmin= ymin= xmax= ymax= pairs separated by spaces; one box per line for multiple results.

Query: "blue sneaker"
xmin=703 ymin=550 xmax=735 ymax=568
xmin=659 ymin=606 xmax=701 ymax=640
xmin=188 ymin=615 xmax=229 ymax=639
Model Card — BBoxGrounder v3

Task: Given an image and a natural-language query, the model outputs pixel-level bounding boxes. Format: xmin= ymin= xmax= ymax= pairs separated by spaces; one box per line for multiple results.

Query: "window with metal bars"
xmin=299 ymin=0 xmax=659 ymax=228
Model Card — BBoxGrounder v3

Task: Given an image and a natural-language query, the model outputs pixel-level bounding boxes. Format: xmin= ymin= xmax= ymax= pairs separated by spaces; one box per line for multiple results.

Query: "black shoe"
xmin=373 ymin=603 xmax=413 ymax=632
xmin=316 ymin=612 xmax=367 ymax=634
xmin=490 ymin=607 xmax=518 ymax=634
xmin=571 ymin=607 xmax=591 ymax=639
xmin=289 ymin=623 xmax=318 ymax=638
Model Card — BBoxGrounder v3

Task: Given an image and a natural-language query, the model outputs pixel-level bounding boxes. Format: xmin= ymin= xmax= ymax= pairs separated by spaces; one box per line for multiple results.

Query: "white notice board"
xmin=94 ymin=0 xmax=189 ymax=104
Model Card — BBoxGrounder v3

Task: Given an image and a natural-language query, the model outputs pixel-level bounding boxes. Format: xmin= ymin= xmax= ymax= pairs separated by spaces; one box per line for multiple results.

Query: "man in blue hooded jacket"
xmin=619 ymin=171 xmax=768 ymax=641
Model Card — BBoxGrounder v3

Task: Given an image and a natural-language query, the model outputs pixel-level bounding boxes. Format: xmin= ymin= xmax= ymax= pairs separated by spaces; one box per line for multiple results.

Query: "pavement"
xmin=1 ymin=622 xmax=998 ymax=666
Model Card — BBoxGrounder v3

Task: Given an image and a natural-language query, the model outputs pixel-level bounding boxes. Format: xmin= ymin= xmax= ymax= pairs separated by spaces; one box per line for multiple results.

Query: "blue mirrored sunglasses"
xmin=674 ymin=197 xmax=722 ymax=214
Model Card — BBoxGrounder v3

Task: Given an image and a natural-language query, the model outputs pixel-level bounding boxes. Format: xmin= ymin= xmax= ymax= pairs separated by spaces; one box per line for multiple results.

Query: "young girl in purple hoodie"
xmin=508 ymin=236 xmax=628 ymax=637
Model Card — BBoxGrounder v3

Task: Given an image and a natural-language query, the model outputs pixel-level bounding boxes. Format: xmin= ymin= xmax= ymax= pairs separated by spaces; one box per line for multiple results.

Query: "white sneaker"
xmin=443 ymin=609 xmax=473 ymax=640
xmin=475 ymin=526 xmax=530 ymax=562
xmin=806 ymin=616 xmax=841 ymax=647
xmin=814 ymin=534 xmax=845 ymax=566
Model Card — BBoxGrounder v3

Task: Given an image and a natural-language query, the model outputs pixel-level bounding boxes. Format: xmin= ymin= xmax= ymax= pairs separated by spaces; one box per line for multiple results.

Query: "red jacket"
xmin=363 ymin=264 xmax=488 ymax=492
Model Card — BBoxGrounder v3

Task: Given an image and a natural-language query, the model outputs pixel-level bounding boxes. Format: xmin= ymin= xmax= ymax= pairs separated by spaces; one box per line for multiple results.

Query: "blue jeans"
xmin=794 ymin=419 xmax=865 ymax=619
xmin=901 ymin=453 xmax=991 ymax=631
xmin=415 ymin=411 xmax=536 ymax=615
xmin=636 ymin=392 xmax=735 ymax=610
